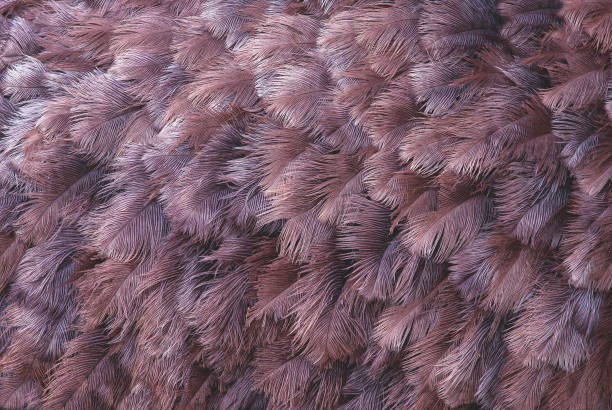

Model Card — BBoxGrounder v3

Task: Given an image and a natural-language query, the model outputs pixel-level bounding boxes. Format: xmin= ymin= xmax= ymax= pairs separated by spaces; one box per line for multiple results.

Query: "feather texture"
xmin=0 ymin=1 xmax=610 ymax=409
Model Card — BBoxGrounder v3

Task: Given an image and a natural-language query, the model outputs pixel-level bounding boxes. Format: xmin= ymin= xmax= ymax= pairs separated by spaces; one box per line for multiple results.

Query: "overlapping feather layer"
xmin=0 ymin=0 xmax=610 ymax=409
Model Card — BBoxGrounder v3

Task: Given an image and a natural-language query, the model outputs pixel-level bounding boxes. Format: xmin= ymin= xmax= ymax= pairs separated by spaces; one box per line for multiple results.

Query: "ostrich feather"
xmin=290 ymin=240 xmax=371 ymax=364
xmin=252 ymin=334 xmax=314 ymax=408
xmin=561 ymin=0 xmax=612 ymax=52
xmin=15 ymin=147 xmax=102 ymax=244
xmin=419 ymin=0 xmax=501 ymax=61
xmin=404 ymin=177 xmax=492 ymax=262
xmin=0 ymin=56 xmax=47 ymax=103
xmin=498 ymin=0 xmax=563 ymax=56
xmin=42 ymin=328 xmax=117 ymax=409
xmin=67 ymin=72 xmax=144 ymax=162
xmin=561 ymin=190 xmax=612 ymax=290
xmin=0 ymin=1 xmax=611 ymax=409
xmin=339 ymin=196 xmax=405 ymax=301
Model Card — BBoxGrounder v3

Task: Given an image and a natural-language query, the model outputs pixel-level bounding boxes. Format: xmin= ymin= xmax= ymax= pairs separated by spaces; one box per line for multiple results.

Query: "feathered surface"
xmin=0 ymin=0 xmax=610 ymax=409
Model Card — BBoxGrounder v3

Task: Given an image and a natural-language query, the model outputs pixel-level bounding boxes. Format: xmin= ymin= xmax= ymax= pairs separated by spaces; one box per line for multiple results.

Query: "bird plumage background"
xmin=0 ymin=0 xmax=610 ymax=408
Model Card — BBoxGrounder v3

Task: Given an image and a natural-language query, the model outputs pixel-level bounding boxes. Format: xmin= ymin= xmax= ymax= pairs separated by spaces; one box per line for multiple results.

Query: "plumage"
xmin=0 ymin=1 xmax=610 ymax=409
